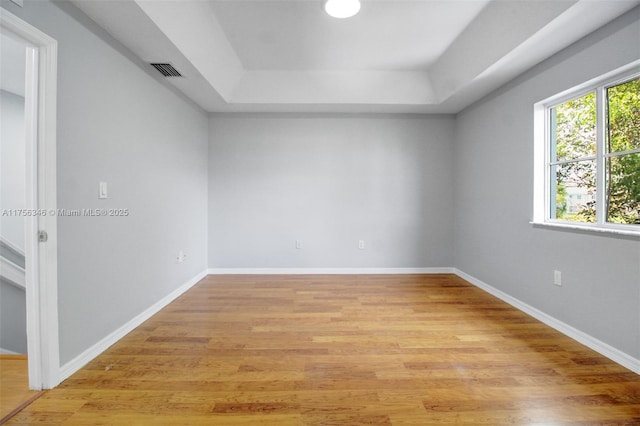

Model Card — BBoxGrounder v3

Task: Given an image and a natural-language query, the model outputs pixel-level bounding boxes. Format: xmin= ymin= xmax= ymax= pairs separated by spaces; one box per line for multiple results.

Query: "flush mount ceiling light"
xmin=323 ymin=0 xmax=361 ymax=19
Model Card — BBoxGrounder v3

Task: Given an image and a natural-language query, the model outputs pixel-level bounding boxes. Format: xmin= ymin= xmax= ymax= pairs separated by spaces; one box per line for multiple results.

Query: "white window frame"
xmin=533 ymin=60 xmax=640 ymax=237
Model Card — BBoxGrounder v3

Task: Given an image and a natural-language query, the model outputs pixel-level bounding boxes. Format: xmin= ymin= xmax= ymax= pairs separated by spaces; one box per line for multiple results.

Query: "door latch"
xmin=38 ymin=230 xmax=48 ymax=242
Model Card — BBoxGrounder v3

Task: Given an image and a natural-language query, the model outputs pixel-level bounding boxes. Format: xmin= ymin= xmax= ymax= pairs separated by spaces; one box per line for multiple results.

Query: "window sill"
xmin=530 ymin=221 xmax=640 ymax=239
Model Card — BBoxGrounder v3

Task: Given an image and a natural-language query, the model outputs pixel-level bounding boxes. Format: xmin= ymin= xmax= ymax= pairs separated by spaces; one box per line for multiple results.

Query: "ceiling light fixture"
xmin=323 ymin=0 xmax=361 ymax=19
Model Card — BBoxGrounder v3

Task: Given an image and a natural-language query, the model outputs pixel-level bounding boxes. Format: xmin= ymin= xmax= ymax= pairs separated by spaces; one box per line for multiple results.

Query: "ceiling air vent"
xmin=150 ymin=63 xmax=182 ymax=77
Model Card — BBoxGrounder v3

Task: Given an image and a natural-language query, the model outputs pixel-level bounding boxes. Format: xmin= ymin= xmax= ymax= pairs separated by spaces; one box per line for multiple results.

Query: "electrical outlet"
xmin=553 ymin=270 xmax=562 ymax=286
xmin=296 ymin=240 xmax=303 ymax=249
xmin=358 ymin=240 xmax=365 ymax=250
xmin=177 ymin=251 xmax=186 ymax=263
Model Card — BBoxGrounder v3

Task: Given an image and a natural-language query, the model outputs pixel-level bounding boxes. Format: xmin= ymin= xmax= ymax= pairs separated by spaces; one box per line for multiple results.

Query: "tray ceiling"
xmin=71 ymin=0 xmax=640 ymax=113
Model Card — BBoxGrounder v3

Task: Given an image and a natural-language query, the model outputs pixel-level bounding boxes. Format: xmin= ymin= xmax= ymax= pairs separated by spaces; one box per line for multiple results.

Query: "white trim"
xmin=454 ymin=268 xmax=640 ymax=375
xmin=35 ymin=18 xmax=59 ymax=390
xmin=208 ymin=267 xmax=454 ymax=275
xmin=595 ymin=84 xmax=607 ymax=224
xmin=533 ymin=100 xmax=546 ymax=224
xmin=539 ymin=60 xmax=640 ymax=109
xmin=24 ymin=44 xmax=43 ymax=390
xmin=58 ymin=270 xmax=208 ymax=383
xmin=530 ymin=221 xmax=640 ymax=238
xmin=0 ymin=257 xmax=25 ymax=289
xmin=0 ymin=348 xmax=22 ymax=355
xmin=1 ymin=8 xmax=59 ymax=390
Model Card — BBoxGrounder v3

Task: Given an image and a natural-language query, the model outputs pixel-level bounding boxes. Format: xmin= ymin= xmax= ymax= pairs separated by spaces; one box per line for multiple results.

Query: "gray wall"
xmin=0 ymin=278 xmax=27 ymax=354
xmin=0 ymin=90 xmax=26 ymax=251
xmin=209 ymin=114 xmax=454 ymax=268
xmin=453 ymin=8 xmax=640 ymax=358
xmin=3 ymin=0 xmax=209 ymax=365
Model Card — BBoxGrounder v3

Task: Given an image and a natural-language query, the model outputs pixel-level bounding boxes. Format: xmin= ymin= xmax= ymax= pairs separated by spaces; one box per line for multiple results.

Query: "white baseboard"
xmin=454 ymin=268 xmax=640 ymax=375
xmin=58 ymin=269 xmax=208 ymax=382
xmin=0 ymin=347 xmax=22 ymax=355
xmin=208 ymin=267 xmax=454 ymax=275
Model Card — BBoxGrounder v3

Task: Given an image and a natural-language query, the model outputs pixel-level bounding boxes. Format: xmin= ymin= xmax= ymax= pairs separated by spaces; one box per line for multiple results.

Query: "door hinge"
xmin=38 ymin=230 xmax=48 ymax=242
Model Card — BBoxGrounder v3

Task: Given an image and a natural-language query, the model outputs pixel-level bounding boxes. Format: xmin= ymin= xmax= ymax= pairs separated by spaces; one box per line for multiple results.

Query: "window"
xmin=534 ymin=62 xmax=640 ymax=235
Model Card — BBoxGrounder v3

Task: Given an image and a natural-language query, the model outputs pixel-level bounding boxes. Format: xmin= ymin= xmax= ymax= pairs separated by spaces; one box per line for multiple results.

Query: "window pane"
xmin=551 ymin=92 xmax=596 ymax=162
xmin=607 ymin=77 xmax=640 ymax=153
xmin=606 ymin=153 xmax=640 ymax=224
xmin=551 ymin=160 xmax=596 ymax=222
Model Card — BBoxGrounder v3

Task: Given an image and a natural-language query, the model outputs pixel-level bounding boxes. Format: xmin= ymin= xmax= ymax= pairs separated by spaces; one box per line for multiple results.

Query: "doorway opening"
xmin=0 ymin=7 xmax=59 ymax=391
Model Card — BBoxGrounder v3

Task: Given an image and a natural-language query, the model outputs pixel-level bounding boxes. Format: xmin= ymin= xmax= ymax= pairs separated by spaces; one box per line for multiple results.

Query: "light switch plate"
xmin=553 ymin=270 xmax=562 ymax=286
xmin=99 ymin=182 xmax=108 ymax=199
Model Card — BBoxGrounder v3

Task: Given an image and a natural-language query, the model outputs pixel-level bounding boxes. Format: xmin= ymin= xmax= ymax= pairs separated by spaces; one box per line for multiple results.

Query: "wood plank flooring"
xmin=7 ymin=274 xmax=640 ymax=424
xmin=0 ymin=355 xmax=43 ymax=424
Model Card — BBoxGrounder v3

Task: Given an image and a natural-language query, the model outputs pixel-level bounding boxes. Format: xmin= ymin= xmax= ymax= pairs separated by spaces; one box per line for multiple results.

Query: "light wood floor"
xmin=0 ymin=355 xmax=43 ymax=424
xmin=7 ymin=274 xmax=640 ymax=424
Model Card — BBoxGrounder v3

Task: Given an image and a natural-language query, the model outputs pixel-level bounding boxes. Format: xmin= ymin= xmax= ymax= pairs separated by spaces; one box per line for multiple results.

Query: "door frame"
xmin=1 ymin=8 xmax=59 ymax=390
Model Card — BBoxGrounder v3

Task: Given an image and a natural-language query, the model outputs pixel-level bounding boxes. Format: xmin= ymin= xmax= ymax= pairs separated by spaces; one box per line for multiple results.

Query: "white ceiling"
xmin=209 ymin=1 xmax=489 ymax=71
xmin=71 ymin=0 xmax=640 ymax=114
